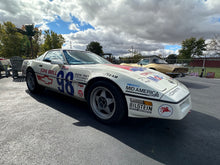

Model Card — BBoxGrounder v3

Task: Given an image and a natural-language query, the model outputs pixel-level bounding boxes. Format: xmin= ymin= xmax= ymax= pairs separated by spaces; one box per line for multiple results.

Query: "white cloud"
xmin=38 ymin=23 xmax=50 ymax=31
xmin=69 ymin=23 xmax=79 ymax=31
xmin=62 ymin=28 xmax=164 ymax=56
xmin=1 ymin=0 xmax=220 ymax=57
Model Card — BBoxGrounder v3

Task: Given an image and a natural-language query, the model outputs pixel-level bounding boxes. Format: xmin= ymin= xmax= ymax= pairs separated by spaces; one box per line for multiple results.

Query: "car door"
xmin=36 ymin=50 xmax=65 ymax=90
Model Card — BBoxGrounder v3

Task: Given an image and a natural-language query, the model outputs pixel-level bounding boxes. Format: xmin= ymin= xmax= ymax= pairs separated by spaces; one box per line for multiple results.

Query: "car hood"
xmin=88 ymin=64 xmax=179 ymax=93
xmin=96 ymin=64 xmax=189 ymax=103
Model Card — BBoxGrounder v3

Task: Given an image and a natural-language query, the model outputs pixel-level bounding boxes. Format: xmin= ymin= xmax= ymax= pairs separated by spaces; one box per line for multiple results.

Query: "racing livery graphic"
xmin=37 ymin=75 xmax=53 ymax=85
xmin=22 ymin=49 xmax=192 ymax=124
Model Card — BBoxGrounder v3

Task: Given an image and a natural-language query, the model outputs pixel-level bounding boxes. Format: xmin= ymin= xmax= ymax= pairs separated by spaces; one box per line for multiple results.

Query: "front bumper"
xmin=125 ymin=94 xmax=191 ymax=120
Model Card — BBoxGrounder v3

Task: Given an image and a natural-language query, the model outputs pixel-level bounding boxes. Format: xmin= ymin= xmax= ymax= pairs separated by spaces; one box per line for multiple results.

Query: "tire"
xmin=87 ymin=81 xmax=127 ymax=124
xmin=26 ymin=69 xmax=44 ymax=93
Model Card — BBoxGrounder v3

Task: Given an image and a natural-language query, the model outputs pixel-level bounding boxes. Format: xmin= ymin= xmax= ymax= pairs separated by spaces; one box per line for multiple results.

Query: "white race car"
xmin=22 ymin=49 xmax=191 ymax=124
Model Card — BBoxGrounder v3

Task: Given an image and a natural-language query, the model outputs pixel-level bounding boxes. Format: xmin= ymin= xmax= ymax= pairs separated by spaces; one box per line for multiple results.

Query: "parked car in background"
xmin=0 ymin=57 xmax=6 ymax=60
xmin=120 ymin=55 xmax=188 ymax=78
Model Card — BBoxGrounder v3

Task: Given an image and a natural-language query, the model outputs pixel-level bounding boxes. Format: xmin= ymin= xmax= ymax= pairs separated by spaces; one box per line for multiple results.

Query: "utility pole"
xmin=70 ymin=41 xmax=72 ymax=49
xmin=128 ymin=46 xmax=134 ymax=56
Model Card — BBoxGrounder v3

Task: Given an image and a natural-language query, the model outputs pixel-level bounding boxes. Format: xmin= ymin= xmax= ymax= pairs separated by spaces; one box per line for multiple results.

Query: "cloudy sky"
xmin=0 ymin=0 xmax=220 ymax=57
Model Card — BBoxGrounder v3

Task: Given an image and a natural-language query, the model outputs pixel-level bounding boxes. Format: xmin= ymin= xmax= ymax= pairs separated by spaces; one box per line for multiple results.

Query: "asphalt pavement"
xmin=0 ymin=76 xmax=219 ymax=165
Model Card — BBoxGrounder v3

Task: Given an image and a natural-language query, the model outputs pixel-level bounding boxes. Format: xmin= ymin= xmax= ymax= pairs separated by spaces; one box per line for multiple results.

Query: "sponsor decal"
xmin=62 ymin=65 xmax=69 ymax=70
xmin=168 ymin=87 xmax=180 ymax=96
xmin=40 ymin=68 xmax=57 ymax=76
xmin=77 ymin=83 xmax=85 ymax=98
xmin=147 ymin=75 xmax=163 ymax=82
xmin=137 ymin=77 xmax=150 ymax=83
xmin=74 ymin=73 xmax=89 ymax=83
xmin=48 ymin=70 xmax=57 ymax=75
xmin=140 ymin=72 xmax=153 ymax=76
xmin=158 ymin=105 xmax=173 ymax=117
xmin=130 ymin=67 xmax=146 ymax=72
xmin=105 ymin=64 xmax=147 ymax=72
xmin=40 ymin=68 xmax=47 ymax=74
xmin=127 ymin=83 xmax=140 ymax=87
xmin=78 ymin=84 xmax=84 ymax=88
xmin=78 ymin=90 xmax=83 ymax=97
xmin=37 ymin=75 xmax=53 ymax=85
xmin=126 ymin=84 xmax=159 ymax=97
xmin=129 ymin=98 xmax=153 ymax=113
xmin=105 ymin=73 xmax=118 ymax=78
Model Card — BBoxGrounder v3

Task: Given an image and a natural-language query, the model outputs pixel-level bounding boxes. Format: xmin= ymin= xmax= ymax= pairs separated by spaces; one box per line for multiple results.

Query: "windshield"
xmin=36 ymin=52 xmax=47 ymax=61
xmin=63 ymin=50 xmax=111 ymax=65
xmin=152 ymin=58 xmax=167 ymax=64
xmin=139 ymin=59 xmax=149 ymax=65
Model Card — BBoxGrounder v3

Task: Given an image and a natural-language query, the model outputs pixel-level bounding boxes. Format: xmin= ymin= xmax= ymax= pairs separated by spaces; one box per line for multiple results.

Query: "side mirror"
xmin=51 ymin=59 xmax=64 ymax=67
xmin=137 ymin=62 xmax=142 ymax=66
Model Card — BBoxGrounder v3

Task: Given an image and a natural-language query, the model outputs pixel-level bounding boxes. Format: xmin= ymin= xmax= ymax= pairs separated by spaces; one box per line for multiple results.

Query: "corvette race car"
xmin=22 ymin=49 xmax=191 ymax=124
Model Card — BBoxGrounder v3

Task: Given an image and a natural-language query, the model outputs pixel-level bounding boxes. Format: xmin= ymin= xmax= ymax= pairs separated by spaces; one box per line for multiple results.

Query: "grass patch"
xmin=188 ymin=67 xmax=220 ymax=78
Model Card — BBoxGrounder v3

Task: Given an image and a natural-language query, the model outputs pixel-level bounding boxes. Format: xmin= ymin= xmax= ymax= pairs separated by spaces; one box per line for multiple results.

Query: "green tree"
xmin=166 ymin=54 xmax=177 ymax=64
xmin=178 ymin=37 xmax=206 ymax=59
xmin=133 ymin=53 xmax=143 ymax=61
xmin=41 ymin=30 xmax=65 ymax=52
xmin=20 ymin=35 xmax=31 ymax=58
xmin=16 ymin=24 xmax=37 ymax=58
xmin=86 ymin=41 xmax=103 ymax=56
xmin=0 ymin=22 xmax=23 ymax=58
xmin=119 ymin=53 xmax=143 ymax=63
xmin=206 ymin=35 xmax=220 ymax=56
xmin=15 ymin=25 xmax=42 ymax=58
xmin=32 ymin=28 xmax=42 ymax=57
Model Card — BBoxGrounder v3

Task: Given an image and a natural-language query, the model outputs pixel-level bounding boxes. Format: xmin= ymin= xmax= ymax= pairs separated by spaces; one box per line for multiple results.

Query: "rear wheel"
xmin=26 ymin=69 xmax=44 ymax=93
xmin=87 ymin=81 xmax=127 ymax=124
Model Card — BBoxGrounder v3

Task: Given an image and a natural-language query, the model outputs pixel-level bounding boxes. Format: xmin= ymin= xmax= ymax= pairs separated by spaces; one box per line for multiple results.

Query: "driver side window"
xmin=140 ymin=59 xmax=149 ymax=65
xmin=43 ymin=51 xmax=64 ymax=63
xmin=152 ymin=59 xmax=158 ymax=63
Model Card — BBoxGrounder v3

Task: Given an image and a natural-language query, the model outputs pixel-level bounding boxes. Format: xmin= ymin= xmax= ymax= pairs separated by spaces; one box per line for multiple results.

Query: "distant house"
xmin=142 ymin=55 xmax=162 ymax=59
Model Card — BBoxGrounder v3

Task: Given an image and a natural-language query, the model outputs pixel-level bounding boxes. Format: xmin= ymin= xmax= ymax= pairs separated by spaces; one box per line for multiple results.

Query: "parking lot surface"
xmin=0 ymin=76 xmax=220 ymax=165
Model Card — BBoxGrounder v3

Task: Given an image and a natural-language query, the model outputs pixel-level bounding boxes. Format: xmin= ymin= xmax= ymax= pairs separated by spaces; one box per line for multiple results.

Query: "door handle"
xmin=39 ymin=65 xmax=43 ymax=67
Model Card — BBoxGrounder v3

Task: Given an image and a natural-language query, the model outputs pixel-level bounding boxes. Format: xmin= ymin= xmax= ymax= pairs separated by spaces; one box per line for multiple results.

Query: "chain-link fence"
xmin=112 ymin=58 xmax=220 ymax=78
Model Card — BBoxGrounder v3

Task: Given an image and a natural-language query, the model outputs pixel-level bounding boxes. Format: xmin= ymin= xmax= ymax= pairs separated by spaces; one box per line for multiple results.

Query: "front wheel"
xmin=26 ymin=69 xmax=44 ymax=93
xmin=87 ymin=81 xmax=127 ymax=124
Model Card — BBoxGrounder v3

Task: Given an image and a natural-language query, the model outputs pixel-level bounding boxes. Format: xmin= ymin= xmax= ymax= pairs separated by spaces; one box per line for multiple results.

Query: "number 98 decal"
xmin=57 ymin=70 xmax=74 ymax=96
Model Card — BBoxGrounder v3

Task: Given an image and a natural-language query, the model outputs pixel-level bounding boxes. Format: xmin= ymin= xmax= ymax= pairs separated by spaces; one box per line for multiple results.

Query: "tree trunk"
xmin=29 ymin=36 xmax=33 ymax=59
